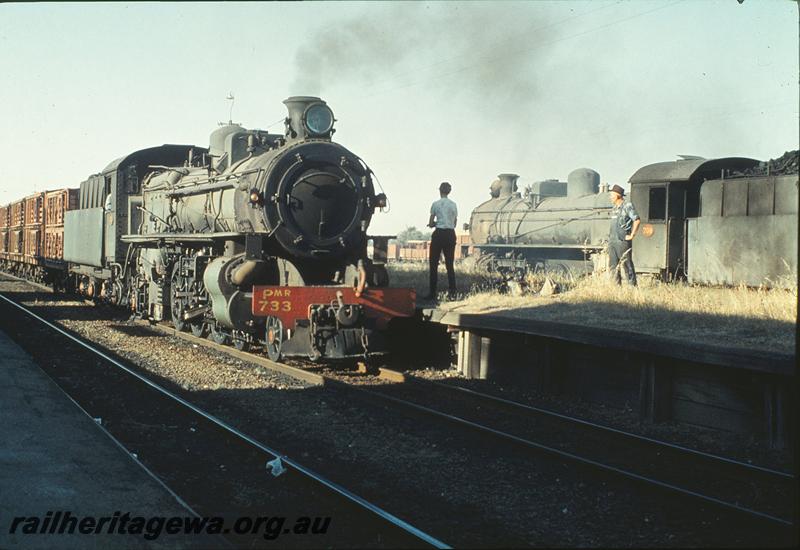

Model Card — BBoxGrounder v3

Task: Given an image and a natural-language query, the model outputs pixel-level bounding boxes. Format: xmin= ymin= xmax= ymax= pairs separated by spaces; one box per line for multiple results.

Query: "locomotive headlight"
xmin=304 ymin=103 xmax=334 ymax=135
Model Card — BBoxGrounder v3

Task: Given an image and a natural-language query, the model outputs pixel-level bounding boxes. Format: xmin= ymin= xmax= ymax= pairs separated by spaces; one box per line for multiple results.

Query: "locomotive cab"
xmin=64 ymin=144 xmax=206 ymax=302
xmin=628 ymin=180 xmax=695 ymax=281
xmin=628 ymin=156 xmax=759 ymax=281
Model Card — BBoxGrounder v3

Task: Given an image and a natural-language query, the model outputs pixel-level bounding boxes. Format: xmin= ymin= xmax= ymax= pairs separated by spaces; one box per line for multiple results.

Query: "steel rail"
xmin=339 ymin=380 xmax=794 ymax=528
xmin=0 ymin=292 xmax=450 ymax=550
xmin=410 ymin=375 xmax=795 ymax=481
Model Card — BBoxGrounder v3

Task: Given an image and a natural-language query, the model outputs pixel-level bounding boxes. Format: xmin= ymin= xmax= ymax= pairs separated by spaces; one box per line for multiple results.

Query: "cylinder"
xmin=203 ymin=255 xmax=260 ymax=330
xmin=567 ymin=168 xmax=600 ymax=198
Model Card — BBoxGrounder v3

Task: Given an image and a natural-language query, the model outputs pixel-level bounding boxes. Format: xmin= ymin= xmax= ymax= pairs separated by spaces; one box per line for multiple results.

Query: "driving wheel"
xmin=265 ymin=316 xmax=284 ymax=362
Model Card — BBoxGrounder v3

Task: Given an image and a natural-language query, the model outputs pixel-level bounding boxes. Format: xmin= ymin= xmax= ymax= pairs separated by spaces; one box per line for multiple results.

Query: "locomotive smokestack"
xmin=496 ymin=173 xmax=519 ymax=199
xmin=283 ymin=96 xmax=335 ymax=141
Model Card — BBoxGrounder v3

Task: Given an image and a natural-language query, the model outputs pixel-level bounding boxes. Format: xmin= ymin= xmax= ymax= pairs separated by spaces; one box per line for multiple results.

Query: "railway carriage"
xmin=0 ymin=190 xmax=82 ymax=283
xmin=42 ymin=189 xmax=79 ymax=272
xmin=7 ymin=199 xmax=25 ymax=266
xmin=0 ymin=205 xmax=8 ymax=259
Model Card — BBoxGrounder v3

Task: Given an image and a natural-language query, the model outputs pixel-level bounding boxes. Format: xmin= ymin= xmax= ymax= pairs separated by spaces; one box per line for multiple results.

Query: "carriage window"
xmin=648 ymin=187 xmax=667 ymax=221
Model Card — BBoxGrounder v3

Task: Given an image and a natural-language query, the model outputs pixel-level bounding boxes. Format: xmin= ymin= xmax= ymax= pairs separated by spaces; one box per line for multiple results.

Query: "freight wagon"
xmin=0 ymin=189 xmax=79 ymax=282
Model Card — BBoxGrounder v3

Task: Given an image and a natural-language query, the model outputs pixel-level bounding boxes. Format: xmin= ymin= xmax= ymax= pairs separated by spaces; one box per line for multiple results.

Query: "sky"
xmin=0 ymin=1 xmax=797 ymax=235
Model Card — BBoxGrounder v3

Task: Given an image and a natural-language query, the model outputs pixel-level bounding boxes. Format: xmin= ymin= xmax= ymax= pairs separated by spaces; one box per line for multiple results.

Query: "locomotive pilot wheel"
xmin=265 ymin=316 xmax=284 ymax=362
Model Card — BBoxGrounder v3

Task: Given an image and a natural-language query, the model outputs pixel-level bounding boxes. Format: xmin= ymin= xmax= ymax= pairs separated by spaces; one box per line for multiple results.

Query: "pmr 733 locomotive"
xmin=2 ymin=96 xmax=415 ymax=360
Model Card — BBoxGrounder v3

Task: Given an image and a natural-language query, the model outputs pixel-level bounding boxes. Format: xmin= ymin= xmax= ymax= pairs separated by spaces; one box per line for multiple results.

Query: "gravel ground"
xmin=0 ymin=287 xmax=427 ymax=548
xmin=0 ymin=277 xmax=794 ymax=547
xmin=402 ymin=364 xmax=794 ymax=473
xmin=349 ymin=371 xmax=794 ymax=522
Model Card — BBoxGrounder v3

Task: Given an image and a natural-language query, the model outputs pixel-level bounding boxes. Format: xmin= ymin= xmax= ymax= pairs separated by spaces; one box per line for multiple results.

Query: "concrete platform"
xmin=0 ymin=329 xmax=220 ymax=549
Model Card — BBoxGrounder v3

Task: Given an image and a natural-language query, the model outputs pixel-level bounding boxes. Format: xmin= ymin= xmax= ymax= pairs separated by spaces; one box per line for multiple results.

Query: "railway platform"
xmin=416 ymin=307 xmax=795 ymax=449
xmin=0 ymin=328 xmax=219 ymax=549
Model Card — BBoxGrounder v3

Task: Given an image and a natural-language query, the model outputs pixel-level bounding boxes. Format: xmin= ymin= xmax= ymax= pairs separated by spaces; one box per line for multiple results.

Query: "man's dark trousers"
xmin=608 ymin=239 xmax=637 ymax=286
xmin=429 ymin=228 xmax=457 ymax=295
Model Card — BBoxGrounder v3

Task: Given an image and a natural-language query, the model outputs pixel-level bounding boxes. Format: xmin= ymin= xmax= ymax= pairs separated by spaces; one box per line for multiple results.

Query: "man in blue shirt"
xmin=425 ymin=182 xmax=458 ymax=301
xmin=608 ymin=184 xmax=640 ymax=286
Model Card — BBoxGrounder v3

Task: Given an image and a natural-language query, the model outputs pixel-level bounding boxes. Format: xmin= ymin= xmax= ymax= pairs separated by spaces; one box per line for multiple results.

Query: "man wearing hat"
xmin=608 ymin=184 xmax=640 ymax=286
xmin=425 ymin=181 xmax=458 ymax=301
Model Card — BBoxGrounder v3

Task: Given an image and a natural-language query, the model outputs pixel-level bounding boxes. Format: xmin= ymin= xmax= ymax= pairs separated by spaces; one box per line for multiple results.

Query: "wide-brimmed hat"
xmin=610 ymin=184 xmax=625 ymax=196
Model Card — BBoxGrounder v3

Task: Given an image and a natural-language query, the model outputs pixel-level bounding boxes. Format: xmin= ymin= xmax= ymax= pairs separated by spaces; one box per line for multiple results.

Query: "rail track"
xmin=143 ymin=305 xmax=796 ymax=530
xmin=1 ymin=271 xmax=795 ymax=544
xmin=351 ymin=373 xmax=796 ymax=527
xmin=0 ymin=288 xmax=449 ymax=549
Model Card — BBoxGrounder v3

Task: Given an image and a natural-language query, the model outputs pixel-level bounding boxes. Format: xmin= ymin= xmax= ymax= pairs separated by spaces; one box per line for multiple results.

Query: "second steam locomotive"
xmin=467 ymin=168 xmax=610 ymax=277
xmin=467 ymin=153 xmax=798 ymax=288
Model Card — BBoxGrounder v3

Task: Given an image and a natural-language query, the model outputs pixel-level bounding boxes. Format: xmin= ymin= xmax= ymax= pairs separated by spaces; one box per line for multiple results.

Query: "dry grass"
xmin=388 ymin=260 xmax=491 ymax=297
xmin=388 ymin=261 xmax=797 ymax=354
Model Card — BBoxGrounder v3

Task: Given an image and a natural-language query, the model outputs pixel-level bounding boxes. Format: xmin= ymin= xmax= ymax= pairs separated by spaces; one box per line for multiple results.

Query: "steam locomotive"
xmin=0 ymin=97 xmax=415 ymax=360
xmin=468 ymin=152 xmax=798 ymax=287
xmin=467 ymin=169 xmax=610 ymax=277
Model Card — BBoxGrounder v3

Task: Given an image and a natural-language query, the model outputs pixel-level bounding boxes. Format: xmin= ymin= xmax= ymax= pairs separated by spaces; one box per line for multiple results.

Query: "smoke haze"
xmin=291 ymin=3 xmax=560 ymax=111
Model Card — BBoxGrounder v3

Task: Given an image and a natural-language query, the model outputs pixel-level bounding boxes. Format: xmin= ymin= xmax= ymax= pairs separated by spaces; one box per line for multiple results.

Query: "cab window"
xmin=648 ymin=187 xmax=667 ymax=221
